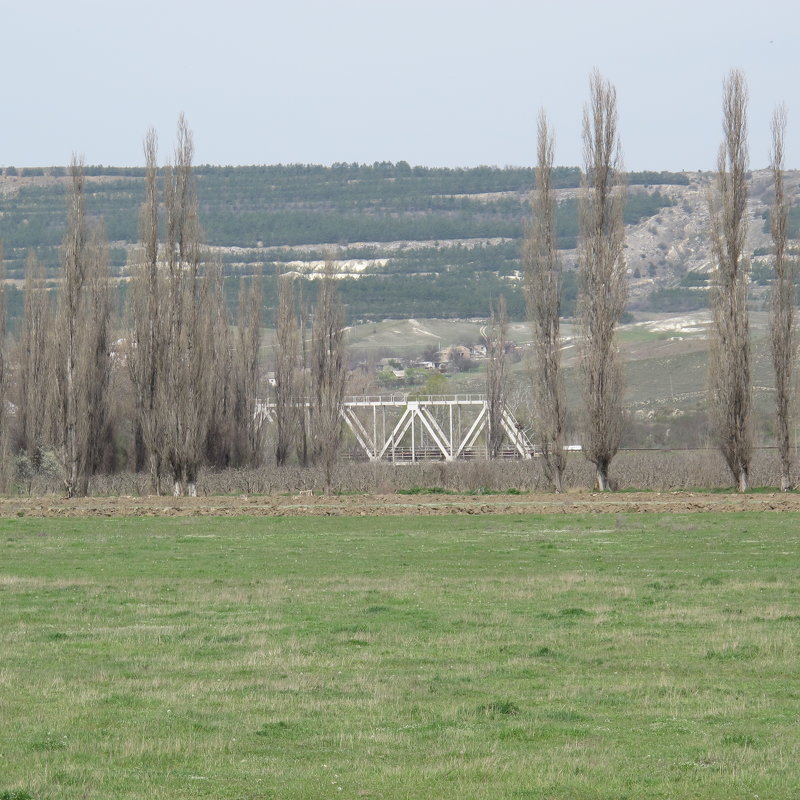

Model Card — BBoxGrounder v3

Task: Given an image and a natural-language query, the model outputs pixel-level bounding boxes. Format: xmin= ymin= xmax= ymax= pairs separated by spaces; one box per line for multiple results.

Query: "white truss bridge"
xmin=256 ymin=393 xmax=535 ymax=463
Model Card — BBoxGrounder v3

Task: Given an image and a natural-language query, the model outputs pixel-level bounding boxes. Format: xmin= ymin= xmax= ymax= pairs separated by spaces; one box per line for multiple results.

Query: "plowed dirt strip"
xmin=2 ymin=491 xmax=800 ymax=518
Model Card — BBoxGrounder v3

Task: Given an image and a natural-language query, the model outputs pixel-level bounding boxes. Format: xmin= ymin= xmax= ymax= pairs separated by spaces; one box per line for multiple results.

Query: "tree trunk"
xmin=595 ymin=465 xmax=610 ymax=492
xmin=738 ymin=468 xmax=749 ymax=493
xmin=65 ymin=348 xmax=78 ymax=498
xmin=186 ymin=463 xmax=198 ymax=497
xmin=149 ymin=452 xmax=162 ymax=496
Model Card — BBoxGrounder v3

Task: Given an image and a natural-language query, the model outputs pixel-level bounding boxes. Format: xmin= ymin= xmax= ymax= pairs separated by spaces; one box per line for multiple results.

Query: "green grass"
xmin=1 ymin=512 xmax=799 ymax=798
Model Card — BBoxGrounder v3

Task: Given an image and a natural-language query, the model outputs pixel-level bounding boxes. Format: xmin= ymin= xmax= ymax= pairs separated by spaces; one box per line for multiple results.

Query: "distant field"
xmin=2 ymin=512 xmax=798 ymax=799
xmin=345 ymin=318 xmax=487 ymax=355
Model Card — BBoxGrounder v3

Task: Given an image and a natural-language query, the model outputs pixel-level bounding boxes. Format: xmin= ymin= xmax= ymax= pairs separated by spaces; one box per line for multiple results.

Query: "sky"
xmin=2 ymin=0 xmax=799 ymax=171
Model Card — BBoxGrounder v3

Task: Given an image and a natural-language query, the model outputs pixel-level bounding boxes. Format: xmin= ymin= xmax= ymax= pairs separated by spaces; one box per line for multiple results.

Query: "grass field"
xmin=1 ymin=512 xmax=798 ymax=799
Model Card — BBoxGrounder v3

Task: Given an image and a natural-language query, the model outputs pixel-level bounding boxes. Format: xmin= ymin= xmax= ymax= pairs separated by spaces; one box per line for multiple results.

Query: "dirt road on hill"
xmin=2 ymin=491 xmax=799 ymax=519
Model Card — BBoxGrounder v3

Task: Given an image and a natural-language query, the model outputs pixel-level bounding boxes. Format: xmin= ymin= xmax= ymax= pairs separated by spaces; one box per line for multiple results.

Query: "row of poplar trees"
xmin=2 ymin=73 xmax=793 ymax=495
xmin=9 ymin=116 xmax=264 ymax=497
xmin=524 ymin=69 xmax=794 ymax=492
xmin=521 ymin=70 xmax=628 ymax=492
xmin=5 ymin=114 xmax=349 ymax=497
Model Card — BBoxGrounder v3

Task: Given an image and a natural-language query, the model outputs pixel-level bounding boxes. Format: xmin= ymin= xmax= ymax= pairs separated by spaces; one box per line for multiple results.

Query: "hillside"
xmin=1 ymin=163 xmax=769 ymax=322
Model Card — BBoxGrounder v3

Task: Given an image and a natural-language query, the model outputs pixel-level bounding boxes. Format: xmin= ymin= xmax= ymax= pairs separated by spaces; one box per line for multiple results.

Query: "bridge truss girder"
xmin=258 ymin=394 xmax=533 ymax=463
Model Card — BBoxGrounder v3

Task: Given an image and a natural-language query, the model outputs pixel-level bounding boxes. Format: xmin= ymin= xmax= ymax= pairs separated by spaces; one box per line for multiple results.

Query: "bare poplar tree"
xmin=161 ymin=115 xmax=215 ymax=496
xmin=311 ymin=260 xmax=346 ymax=491
xmin=709 ymin=70 xmax=752 ymax=492
xmin=232 ymin=273 xmax=263 ymax=466
xmin=275 ymin=272 xmax=300 ymax=466
xmin=56 ymin=159 xmax=113 ymax=496
xmin=128 ymin=128 xmax=165 ymax=492
xmin=58 ymin=157 xmax=88 ymax=497
xmin=128 ymin=116 xmax=221 ymax=495
xmin=298 ymin=290 xmax=311 ymax=466
xmin=769 ymin=104 xmax=793 ymax=491
xmin=78 ymin=221 xmax=113 ymax=490
xmin=201 ymin=256 xmax=234 ymax=468
xmin=17 ymin=251 xmax=56 ymax=460
xmin=485 ymin=295 xmax=508 ymax=459
xmin=578 ymin=71 xmax=627 ymax=491
xmin=523 ymin=110 xmax=567 ymax=491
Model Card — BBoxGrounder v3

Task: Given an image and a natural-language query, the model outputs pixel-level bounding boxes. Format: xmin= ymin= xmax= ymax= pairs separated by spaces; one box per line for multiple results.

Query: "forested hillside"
xmin=0 ymin=163 xmax=684 ymax=322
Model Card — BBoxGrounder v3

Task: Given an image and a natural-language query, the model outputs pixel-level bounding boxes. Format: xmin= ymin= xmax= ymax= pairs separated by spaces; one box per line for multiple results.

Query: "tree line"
xmin=0 ymin=70 xmax=795 ymax=494
xmin=0 ymin=159 xmax=680 ymax=278
xmin=523 ymin=69 xmax=794 ymax=492
xmin=0 ymin=117 xmax=344 ymax=497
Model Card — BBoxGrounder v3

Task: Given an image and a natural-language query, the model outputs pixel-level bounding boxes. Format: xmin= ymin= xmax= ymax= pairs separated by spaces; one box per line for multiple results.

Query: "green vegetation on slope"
xmin=0 ymin=164 xmax=679 ymax=323
xmin=0 ymin=166 xmax=676 ymax=256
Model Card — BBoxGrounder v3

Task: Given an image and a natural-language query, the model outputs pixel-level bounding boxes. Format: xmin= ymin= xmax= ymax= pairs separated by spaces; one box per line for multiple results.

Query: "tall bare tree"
xmin=311 ymin=260 xmax=346 ymax=491
xmin=128 ymin=128 xmax=165 ymax=492
xmin=524 ymin=110 xmax=567 ymax=491
xmin=709 ymin=70 xmax=752 ymax=492
xmin=485 ymin=295 xmax=508 ymax=458
xmin=56 ymin=158 xmax=113 ymax=496
xmin=202 ymin=257 xmax=233 ymax=468
xmin=16 ymin=251 xmax=55 ymax=460
xmin=79 ymin=221 xmax=113 ymax=489
xmin=160 ymin=115 xmax=216 ymax=496
xmin=128 ymin=116 xmax=226 ymax=494
xmin=297 ymin=289 xmax=311 ymax=466
xmin=578 ymin=71 xmax=627 ymax=491
xmin=275 ymin=272 xmax=301 ymax=466
xmin=232 ymin=273 xmax=263 ymax=466
xmin=58 ymin=158 xmax=88 ymax=497
xmin=769 ymin=104 xmax=793 ymax=491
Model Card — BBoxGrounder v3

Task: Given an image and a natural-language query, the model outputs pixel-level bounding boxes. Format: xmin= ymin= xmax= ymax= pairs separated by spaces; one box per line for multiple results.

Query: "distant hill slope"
xmin=0 ymin=163 xmax=795 ymax=322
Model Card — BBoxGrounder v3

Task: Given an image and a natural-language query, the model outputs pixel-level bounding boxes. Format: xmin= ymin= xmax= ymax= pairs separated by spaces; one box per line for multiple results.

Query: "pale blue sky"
xmin=2 ymin=0 xmax=798 ymax=170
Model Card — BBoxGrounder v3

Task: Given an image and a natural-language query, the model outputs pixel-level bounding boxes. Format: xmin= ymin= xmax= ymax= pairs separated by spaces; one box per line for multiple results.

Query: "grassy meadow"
xmin=1 ymin=512 xmax=798 ymax=799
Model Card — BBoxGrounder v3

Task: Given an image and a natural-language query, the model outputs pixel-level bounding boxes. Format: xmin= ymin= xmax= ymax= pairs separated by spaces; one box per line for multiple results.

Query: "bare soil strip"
xmin=3 ymin=491 xmax=800 ymax=518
